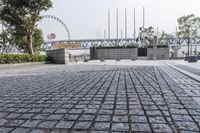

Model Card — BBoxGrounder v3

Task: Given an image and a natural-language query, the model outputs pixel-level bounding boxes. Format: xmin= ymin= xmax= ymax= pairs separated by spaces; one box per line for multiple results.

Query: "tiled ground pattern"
xmin=0 ymin=65 xmax=200 ymax=133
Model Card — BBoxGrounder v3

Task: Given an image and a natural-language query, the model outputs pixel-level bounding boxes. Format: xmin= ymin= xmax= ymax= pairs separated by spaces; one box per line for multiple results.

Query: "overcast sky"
xmin=40 ymin=0 xmax=200 ymax=40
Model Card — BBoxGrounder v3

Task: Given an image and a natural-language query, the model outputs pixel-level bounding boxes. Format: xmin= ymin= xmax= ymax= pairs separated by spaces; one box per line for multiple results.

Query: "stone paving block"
xmin=37 ymin=121 xmax=57 ymax=128
xmin=112 ymin=115 xmax=128 ymax=122
xmin=176 ymin=122 xmax=199 ymax=131
xmin=11 ymin=128 xmax=30 ymax=133
xmin=55 ymin=120 xmax=74 ymax=129
xmin=131 ymin=116 xmax=147 ymax=123
xmin=111 ymin=123 xmax=129 ymax=132
xmin=93 ymin=122 xmax=110 ymax=130
xmin=132 ymin=123 xmax=151 ymax=132
xmin=47 ymin=114 xmax=64 ymax=120
xmin=0 ymin=119 xmax=8 ymax=126
xmin=73 ymin=121 xmax=92 ymax=130
xmin=152 ymin=124 xmax=173 ymax=133
xmin=96 ymin=115 xmax=111 ymax=122
xmin=149 ymin=116 xmax=167 ymax=124
xmin=22 ymin=120 xmax=41 ymax=128
xmin=6 ymin=119 xmax=25 ymax=127
xmin=79 ymin=114 xmax=95 ymax=121
xmin=0 ymin=127 xmax=13 ymax=133
xmin=64 ymin=115 xmax=79 ymax=121
xmin=30 ymin=129 xmax=46 ymax=133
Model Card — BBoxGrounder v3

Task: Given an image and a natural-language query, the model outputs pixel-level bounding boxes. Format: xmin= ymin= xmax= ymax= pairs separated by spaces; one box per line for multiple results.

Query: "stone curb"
xmin=165 ymin=62 xmax=200 ymax=82
xmin=0 ymin=62 xmax=46 ymax=69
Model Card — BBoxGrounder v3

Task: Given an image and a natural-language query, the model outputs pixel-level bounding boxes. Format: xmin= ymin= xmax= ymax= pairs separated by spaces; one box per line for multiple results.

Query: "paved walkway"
xmin=0 ymin=61 xmax=200 ymax=133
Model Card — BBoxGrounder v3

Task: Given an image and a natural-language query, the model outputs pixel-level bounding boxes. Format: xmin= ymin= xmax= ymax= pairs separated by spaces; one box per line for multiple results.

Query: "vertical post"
xmin=142 ymin=7 xmax=145 ymax=47
xmin=116 ymin=8 xmax=119 ymax=39
xmin=125 ymin=8 xmax=127 ymax=39
xmin=134 ymin=8 xmax=136 ymax=45
xmin=175 ymin=27 xmax=178 ymax=57
xmin=138 ymin=29 xmax=141 ymax=47
xmin=121 ymin=29 xmax=123 ymax=40
xmin=108 ymin=9 xmax=111 ymax=39
xmin=153 ymin=36 xmax=157 ymax=60
xmin=104 ymin=30 xmax=106 ymax=40
xmin=143 ymin=7 xmax=145 ymax=28
xmin=157 ymin=28 xmax=159 ymax=45
xmin=104 ymin=30 xmax=106 ymax=46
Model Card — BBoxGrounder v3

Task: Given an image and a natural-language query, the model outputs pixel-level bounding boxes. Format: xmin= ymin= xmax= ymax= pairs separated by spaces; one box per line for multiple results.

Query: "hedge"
xmin=147 ymin=45 xmax=169 ymax=48
xmin=0 ymin=54 xmax=49 ymax=64
xmin=96 ymin=45 xmax=138 ymax=49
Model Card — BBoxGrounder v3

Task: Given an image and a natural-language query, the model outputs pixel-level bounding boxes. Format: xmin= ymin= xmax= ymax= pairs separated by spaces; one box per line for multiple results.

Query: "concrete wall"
xmin=147 ymin=48 xmax=169 ymax=60
xmin=90 ymin=48 xmax=138 ymax=60
xmin=46 ymin=48 xmax=69 ymax=64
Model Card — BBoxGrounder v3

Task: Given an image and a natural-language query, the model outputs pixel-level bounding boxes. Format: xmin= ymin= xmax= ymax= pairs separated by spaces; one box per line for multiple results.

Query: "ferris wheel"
xmin=37 ymin=15 xmax=71 ymax=43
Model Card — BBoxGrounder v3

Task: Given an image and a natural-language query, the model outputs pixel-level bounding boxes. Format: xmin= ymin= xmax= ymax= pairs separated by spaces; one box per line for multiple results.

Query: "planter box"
xmin=90 ymin=48 xmax=138 ymax=60
xmin=147 ymin=48 xmax=169 ymax=60
xmin=188 ymin=56 xmax=198 ymax=63
xmin=46 ymin=48 xmax=69 ymax=64
xmin=197 ymin=55 xmax=200 ymax=60
xmin=184 ymin=56 xmax=189 ymax=61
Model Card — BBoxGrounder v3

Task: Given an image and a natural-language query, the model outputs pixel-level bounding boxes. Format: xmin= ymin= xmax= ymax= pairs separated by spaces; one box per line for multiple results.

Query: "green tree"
xmin=0 ymin=0 xmax=52 ymax=54
xmin=137 ymin=26 xmax=154 ymax=47
xmin=159 ymin=31 xmax=173 ymax=45
xmin=177 ymin=14 xmax=200 ymax=56
xmin=0 ymin=27 xmax=15 ymax=53
xmin=14 ymin=28 xmax=44 ymax=53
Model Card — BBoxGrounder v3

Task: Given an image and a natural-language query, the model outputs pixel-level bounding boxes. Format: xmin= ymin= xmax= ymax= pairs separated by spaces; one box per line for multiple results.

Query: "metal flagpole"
xmin=121 ymin=29 xmax=123 ymax=40
xmin=143 ymin=7 xmax=145 ymax=28
xmin=142 ymin=7 xmax=145 ymax=47
xmin=157 ymin=28 xmax=159 ymax=45
xmin=125 ymin=8 xmax=127 ymax=39
xmin=108 ymin=9 xmax=111 ymax=39
xmin=104 ymin=30 xmax=106 ymax=46
xmin=134 ymin=8 xmax=136 ymax=45
xmin=116 ymin=8 xmax=119 ymax=39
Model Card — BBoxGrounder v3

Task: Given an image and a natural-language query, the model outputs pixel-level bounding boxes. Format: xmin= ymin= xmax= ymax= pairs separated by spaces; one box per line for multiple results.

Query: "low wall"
xmin=46 ymin=48 xmax=69 ymax=64
xmin=147 ymin=48 xmax=169 ymax=60
xmin=90 ymin=48 xmax=138 ymax=60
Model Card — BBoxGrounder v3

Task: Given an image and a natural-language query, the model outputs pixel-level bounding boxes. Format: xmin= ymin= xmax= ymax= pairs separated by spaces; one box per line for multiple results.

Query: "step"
xmin=137 ymin=56 xmax=148 ymax=60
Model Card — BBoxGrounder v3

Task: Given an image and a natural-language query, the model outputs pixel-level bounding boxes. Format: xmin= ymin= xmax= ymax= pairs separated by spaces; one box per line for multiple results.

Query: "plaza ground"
xmin=0 ymin=60 xmax=200 ymax=133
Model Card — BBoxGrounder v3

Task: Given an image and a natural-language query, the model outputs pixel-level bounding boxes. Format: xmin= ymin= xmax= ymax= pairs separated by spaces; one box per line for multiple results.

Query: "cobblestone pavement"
xmin=0 ymin=63 xmax=200 ymax=133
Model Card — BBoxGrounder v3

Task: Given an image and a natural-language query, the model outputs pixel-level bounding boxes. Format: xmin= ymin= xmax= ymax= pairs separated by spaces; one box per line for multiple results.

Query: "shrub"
xmin=96 ymin=45 xmax=138 ymax=49
xmin=147 ymin=45 xmax=169 ymax=48
xmin=0 ymin=54 xmax=48 ymax=64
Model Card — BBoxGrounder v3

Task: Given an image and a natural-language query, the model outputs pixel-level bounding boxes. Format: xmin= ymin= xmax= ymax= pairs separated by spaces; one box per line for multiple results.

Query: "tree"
xmin=0 ymin=26 xmax=44 ymax=53
xmin=177 ymin=14 xmax=200 ymax=56
xmin=14 ymin=28 xmax=44 ymax=53
xmin=159 ymin=31 xmax=173 ymax=45
xmin=0 ymin=0 xmax=52 ymax=54
xmin=0 ymin=27 xmax=16 ymax=53
xmin=137 ymin=26 xmax=154 ymax=47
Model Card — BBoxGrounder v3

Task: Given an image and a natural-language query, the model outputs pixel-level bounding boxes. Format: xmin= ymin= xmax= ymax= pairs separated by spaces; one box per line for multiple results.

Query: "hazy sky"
xmin=39 ymin=0 xmax=200 ymax=40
